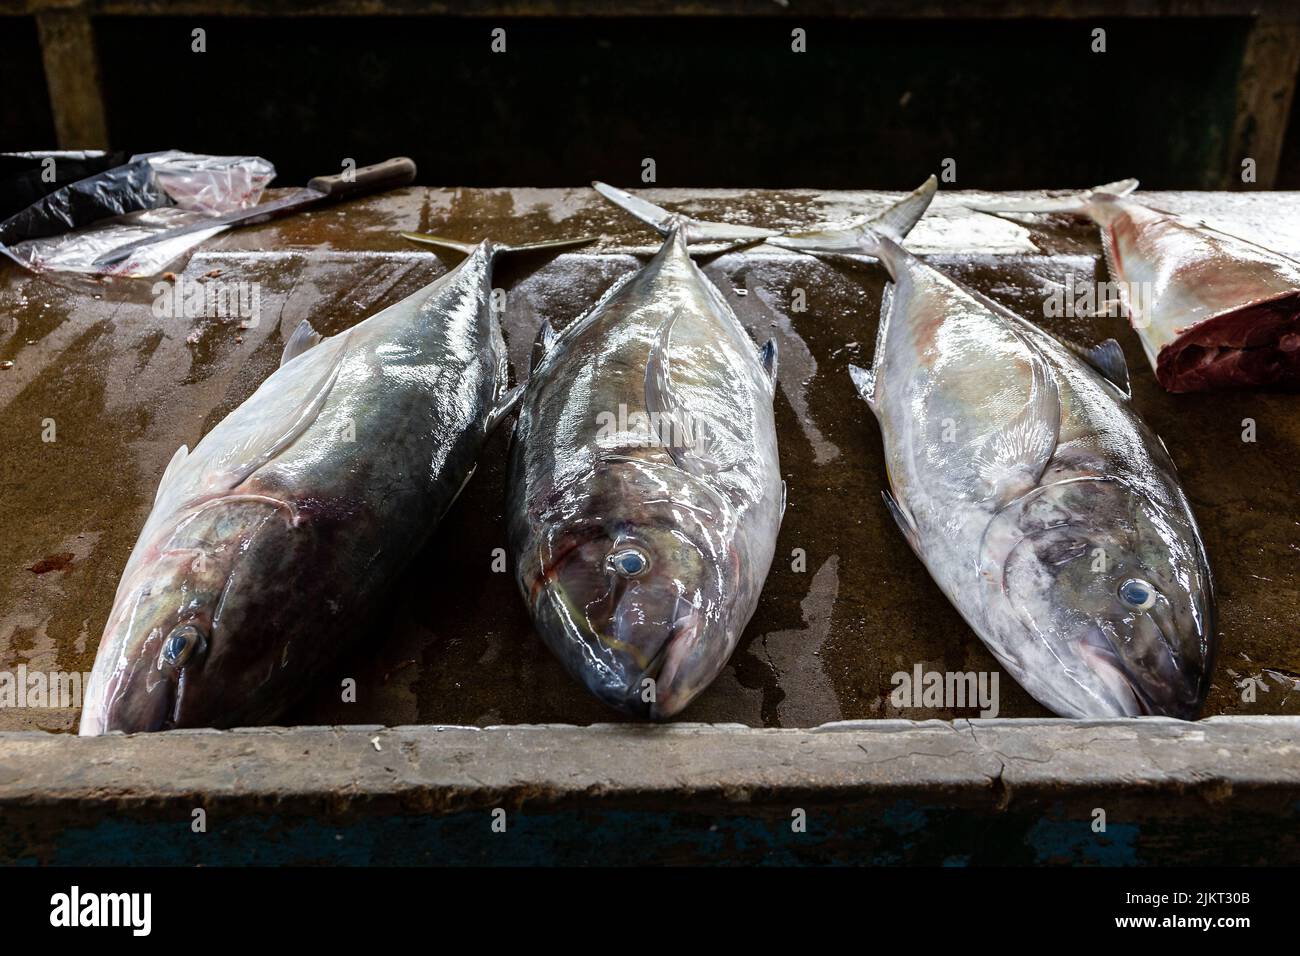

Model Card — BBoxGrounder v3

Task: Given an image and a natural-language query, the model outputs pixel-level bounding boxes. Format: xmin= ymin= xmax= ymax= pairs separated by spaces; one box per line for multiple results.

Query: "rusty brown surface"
xmin=0 ymin=186 xmax=1296 ymax=732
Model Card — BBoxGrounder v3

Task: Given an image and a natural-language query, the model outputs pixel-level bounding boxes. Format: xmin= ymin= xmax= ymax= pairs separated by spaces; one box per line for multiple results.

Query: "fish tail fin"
xmin=592 ymin=181 xmax=779 ymax=245
xmin=965 ymin=178 xmax=1139 ymax=216
xmin=400 ymin=232 xmax=479 ymax=255
xmin=866 ymin=174 xmax=939 ymax=242
xmin=769 ymin=175 xmax=937 ymax=255
xmin=403 ymin=232 xmax=596 ymax=257
xmin=494 ymin=235 xmax=598 ymax=256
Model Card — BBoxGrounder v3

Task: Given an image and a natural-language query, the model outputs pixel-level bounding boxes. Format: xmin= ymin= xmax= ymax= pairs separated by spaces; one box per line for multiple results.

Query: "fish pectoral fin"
xmin=1077 ymin=338 xmax=1131 ymax=398
xmin=280 ymin=319 xmax=322 ymax=367
xmin=848 ymin=363 xmax=877 ymax=409
xmin=759 ymin=338 xmax=778 ymax=391
xmin=486 ymin=381 xmax=526 ymax=434
xmin=154 ymin=444 xmax=190 ymax=502
xmin=882 ymin=489 xmax=921 ymax=554
xmin=971 ymin=342 xmax=1061 ymax=508
xmin=222 ymin=332 xmax=351 ymax=490
xmin=532 ymin=320 xmax=558 ymax=373
xmin=645 ymin=314 xmax=724 ymax=477
xmin=663 ymin=412 xmax=724 ymax=477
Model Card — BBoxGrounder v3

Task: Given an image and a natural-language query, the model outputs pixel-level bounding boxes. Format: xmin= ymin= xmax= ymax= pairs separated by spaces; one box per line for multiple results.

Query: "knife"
xmin=92 ymin=156 xmax=417 ymax=268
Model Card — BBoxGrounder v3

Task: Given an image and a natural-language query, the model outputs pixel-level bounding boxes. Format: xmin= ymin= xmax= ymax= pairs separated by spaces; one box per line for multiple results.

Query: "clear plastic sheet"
xmin=143 ymin=151 xmax=275 ymax=216
xmin=0 ymin=151 xmax=275 ymax=277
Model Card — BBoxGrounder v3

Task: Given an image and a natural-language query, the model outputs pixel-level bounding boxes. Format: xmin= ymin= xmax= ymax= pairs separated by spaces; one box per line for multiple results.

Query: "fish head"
xmin=982 ymin=476 xmax=1215 ymax=718
xmin=526 ymin=457 xmax=738 ymax=719
xmin=80 ymin=500 xmax=294 ymax=734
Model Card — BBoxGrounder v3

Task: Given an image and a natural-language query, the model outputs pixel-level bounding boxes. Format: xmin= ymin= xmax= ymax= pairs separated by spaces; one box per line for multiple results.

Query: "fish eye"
xmin=159 ymin=624 xmax=204 ymax=668
xmin=607 ymin=546 xmax=650 ymax=578
xmin=1118 ymin=578 xmax=1157 ymax=611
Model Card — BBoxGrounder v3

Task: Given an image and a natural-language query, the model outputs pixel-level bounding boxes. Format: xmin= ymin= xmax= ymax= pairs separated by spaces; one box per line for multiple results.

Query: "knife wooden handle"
xmin=307 ymin=157 xmax=417 ymax=200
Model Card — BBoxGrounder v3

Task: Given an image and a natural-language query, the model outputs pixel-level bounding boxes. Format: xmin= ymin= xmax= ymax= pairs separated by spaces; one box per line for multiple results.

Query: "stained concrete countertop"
xmin=1 ymin=186 xmax=1297 ymax=732
xmin=4 ymin=718 xmax=1299 ymax=864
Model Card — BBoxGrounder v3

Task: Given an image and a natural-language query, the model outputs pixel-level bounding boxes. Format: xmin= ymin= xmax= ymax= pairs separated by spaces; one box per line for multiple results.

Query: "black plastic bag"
xmin=0 ymin=152 xmax=169 ymax=247
xmin=0 ymin=150 xmax=130 ymax=220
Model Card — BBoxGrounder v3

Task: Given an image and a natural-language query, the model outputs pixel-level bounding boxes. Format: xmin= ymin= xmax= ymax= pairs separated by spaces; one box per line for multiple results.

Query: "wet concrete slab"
xmin=0 ymin=186 xmax=1296 ymax=731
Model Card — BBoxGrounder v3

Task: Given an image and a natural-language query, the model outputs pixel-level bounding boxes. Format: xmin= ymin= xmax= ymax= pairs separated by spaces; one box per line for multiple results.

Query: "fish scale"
xmin=79 ymin=236 xmax=587 ymax=734
xmin=508 ymin=185 xmax=783 ymax=719
xmin=774 ymin=177 xmax=1216 ymax=719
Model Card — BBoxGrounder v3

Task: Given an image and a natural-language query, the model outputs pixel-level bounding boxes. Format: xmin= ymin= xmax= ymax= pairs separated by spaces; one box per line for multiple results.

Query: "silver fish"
xmin=774 ymin=178 xmax=1216 ymax=718
xmin=80 ymin=233 xmax=588 ymax=734
xmin=507 ymin=183 xmax=784 ymax=718
xmin=969 ymin=180 xmax=1300 ymax=392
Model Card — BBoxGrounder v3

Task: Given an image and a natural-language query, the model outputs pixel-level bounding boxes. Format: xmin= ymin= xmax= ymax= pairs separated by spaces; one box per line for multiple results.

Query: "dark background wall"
xmin=0 ymin=16 xmax=57 ymax=151
xmin=1 ymin=11 xmax=1294 ymax=190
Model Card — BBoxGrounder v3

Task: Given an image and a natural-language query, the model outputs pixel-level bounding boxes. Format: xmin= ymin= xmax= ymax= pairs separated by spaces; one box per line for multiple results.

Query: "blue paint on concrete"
xmin=41 ymin=809 xmax=865 ymax=866
xmin=881 ymin=800 xmax=929 ymax=836
xmin=16 ymin=798 xmax=1182 ymax=865
xmin=1026 ymin=816 xmax=1139 ymax=865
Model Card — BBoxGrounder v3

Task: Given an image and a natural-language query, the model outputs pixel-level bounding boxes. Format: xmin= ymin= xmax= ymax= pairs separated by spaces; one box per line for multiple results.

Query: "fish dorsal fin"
xmin=1072 ymin=338 xmax=1131 ymax=398
xmin=759 ymin=338 xmax=778 ymax=392
xmin=645 ymin=314 xmax=722 ymax=476
xmin=486 ymin=381 xmax=525 ymax=434
xmin=970 ymin=332 xmax=1061 ymax=509
xmin=280 ymin=319 xmax=322 ymax=367
xmin=220 ymin=333 xmax=352 ymax=490
xmin=532 ymin=320 xmax=558 ymax=373
xmin=848 ymin=364 xmax=875 ymax=406
xmin=155 ymin=444 xmax=190 ymax=503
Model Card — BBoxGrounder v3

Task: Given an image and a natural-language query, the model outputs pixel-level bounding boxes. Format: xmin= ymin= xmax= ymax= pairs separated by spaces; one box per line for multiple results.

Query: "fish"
xmin=506 ymin=183 xmax=784 ymax=719
xmin=772 ymin=177 xmax=1216 ymax=718
xmin=79 ymin=232 xmax=590 ymax=734
xmin=968 ymin=180 xmax=1300 ymax=392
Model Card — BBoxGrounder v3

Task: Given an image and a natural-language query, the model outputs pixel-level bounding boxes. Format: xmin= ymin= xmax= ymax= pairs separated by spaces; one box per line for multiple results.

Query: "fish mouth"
xmin=1077 ymin=625 xmax=1202 ymax=720
xmin=84 ymin=668 xmax=179 ymax=734
xmin=1077 ymin=639 xmax=1152 ymax=716
xmin=538 ymin=580 xmax=704 ymax=720
xmin=81 ymin=619 xmax=192 ymax=735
